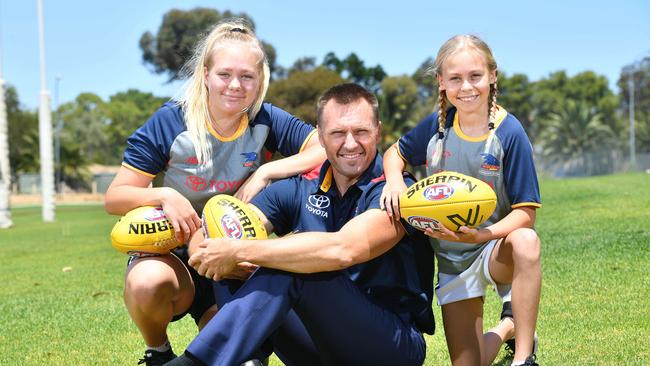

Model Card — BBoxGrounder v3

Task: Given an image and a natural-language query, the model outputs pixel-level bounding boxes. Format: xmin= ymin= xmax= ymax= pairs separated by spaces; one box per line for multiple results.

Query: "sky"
xmin=0 ymin=0 xmax=648 ymax=110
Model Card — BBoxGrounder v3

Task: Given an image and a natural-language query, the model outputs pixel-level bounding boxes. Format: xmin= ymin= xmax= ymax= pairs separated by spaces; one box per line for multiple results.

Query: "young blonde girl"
xmin=381 ymin=34 xmax=541 ymax=366
xmin=105 ymin=19 xmax=324 ymax=365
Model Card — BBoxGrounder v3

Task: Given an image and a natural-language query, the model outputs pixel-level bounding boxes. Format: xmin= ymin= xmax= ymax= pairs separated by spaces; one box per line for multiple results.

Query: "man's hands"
xmin=188 ymin=239 xmax=258 ymax=281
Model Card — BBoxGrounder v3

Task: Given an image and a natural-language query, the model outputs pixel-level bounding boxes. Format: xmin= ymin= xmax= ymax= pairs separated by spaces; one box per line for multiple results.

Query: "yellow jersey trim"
xmin=394 ymin=142 xmax=408 ymax=164
xmin=122 ymin=163 xmax=156 ymax=178
xmin=319 ymin=166 xmax=333 ymax=192
xmin=299 ymin=129 xmax=318 ymax=152
xmin=206 ymin=114 xmax=249 ymax=142
xmin=511 ymin=202 xmax=542 ymax=209
xmin=452 ymin=105 xmax=508 ymax=142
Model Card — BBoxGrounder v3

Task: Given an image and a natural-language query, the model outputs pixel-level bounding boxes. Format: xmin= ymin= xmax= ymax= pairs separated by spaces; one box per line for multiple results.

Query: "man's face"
xmin=318 ymin=99 xmax=380 ymax=181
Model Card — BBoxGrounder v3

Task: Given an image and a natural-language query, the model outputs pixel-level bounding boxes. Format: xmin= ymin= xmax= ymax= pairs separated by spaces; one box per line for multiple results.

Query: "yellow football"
xmin=110 ymin=206 xmax=181 ymax=256
xmin=202 ymin=195 xmax=267 ymax=240
xmin=400 ymin=171 xmax=497 ymax=232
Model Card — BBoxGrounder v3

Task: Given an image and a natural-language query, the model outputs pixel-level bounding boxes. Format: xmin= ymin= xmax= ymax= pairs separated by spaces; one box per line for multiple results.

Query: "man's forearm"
xmin=235 ymin=231 xmax=355 ymax=273
xmin=234 ymin=209 xmax=404 ymax=273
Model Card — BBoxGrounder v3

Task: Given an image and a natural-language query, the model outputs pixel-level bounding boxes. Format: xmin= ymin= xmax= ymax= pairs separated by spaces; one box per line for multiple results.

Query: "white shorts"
xmin=436 ymin=239 xmax=512 ymax=306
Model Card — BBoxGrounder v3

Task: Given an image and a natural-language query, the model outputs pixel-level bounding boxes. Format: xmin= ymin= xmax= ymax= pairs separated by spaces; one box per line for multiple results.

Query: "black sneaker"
xmin=241 ymin=360 xmax=264 ymax=366
xmin=501 ymin=301 xmax=516 ymax=355
xmin=138 ymin=348 xmax=177 ymax=366
xmin=501 ymin=301 xmax=513 ymax=320
xmin=158 ymin=353 xmax=262 ymax=366
xmin=501 ymin=301 xmax=538 ymax=358
xmin=523 ymin=354 xmax=539 ymax=366
xmin=505 ymin=331 xmax=538 ymax=357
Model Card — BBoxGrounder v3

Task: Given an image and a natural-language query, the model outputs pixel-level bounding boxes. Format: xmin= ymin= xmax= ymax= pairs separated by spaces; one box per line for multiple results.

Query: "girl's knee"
xmin=125 ymin=259 xmax=189 ymax=307
xmin=509 ymin=228 xmax=540 ymax=264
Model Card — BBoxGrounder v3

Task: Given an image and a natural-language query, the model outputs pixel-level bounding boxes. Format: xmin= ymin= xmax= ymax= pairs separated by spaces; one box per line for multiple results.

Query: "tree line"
xmin=4 ymin=8 xmax=650 ymax=190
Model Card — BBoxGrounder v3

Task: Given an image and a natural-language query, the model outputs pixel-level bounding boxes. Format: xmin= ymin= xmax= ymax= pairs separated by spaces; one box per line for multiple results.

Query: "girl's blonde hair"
xmin=428 ymin=34 xmax=499 ymax=167
xmin=176 ymin=18 xmax=270 ymax=164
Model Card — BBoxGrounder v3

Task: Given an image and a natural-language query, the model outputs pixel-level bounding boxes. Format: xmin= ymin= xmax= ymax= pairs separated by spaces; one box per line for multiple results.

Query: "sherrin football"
xmin=202 ymin=195 xmax=267 ymax=240
xmin=400 ymin=171 xmax=497 ymax=232
xmin=111 ymin=206 xmax=181 ymax=256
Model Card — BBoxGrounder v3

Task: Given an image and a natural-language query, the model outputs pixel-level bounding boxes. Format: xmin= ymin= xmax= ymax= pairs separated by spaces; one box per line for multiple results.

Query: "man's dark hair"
xmin=316 ymin=83 xmax=379 ymax=127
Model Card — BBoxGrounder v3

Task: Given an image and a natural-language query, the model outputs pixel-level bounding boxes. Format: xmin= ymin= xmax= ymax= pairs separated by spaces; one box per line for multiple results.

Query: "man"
xmin=167 ymin=83 xmax=435 ymax=366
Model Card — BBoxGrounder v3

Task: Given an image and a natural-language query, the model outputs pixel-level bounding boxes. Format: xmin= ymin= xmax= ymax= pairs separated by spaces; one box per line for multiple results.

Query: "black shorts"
xmin=127 ymin=246 xmax=216 ymax=325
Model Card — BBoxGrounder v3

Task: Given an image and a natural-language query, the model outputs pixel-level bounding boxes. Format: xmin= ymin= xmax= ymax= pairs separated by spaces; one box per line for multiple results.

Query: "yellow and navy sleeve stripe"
xmin=299 ymin=129 xmax=319 ymax=152
xmin=394 ymin=141 xmax=408 ymax=164
xmin=512 ymin=202 xmax=542 ymax=209
xmin=122 ymin=162 xmax=156 ymax=178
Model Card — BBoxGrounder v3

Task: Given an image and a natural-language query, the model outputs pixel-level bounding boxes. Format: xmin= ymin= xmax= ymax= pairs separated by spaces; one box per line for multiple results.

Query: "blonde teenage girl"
xmin=105 ymin=19 xmax=324 ymax=365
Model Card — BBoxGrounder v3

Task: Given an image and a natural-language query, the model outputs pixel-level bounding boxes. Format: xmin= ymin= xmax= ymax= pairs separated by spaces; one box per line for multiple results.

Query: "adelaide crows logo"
xmin=241 ymin=152 xmax=257 ymax=167
xmin=480 ymin=153 xmax=500 ymax=172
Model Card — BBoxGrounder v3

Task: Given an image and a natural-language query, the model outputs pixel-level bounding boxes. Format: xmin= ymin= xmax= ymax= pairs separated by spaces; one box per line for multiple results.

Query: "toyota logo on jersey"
xmin=186 ymin=175 xmax=208 ymax=192
xmin=308 ymin=195 xmax=330 ymax=209
xmin=423 ymin=184 xmax=454 ymax=201
xmin=306 ymin=194 xmax=330 ymax=218
xmin=220 ymin=214 xmax=243 ymax=239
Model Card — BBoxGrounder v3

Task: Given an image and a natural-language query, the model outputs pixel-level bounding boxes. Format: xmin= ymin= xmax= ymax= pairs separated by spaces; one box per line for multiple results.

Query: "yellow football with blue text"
xmin=202 ymin=195 xmax=267 ymax=240
xmin=400 ymin=171 xmax=497 ymax=232
xmin=111 ymin=206 xmax=181 ymax=256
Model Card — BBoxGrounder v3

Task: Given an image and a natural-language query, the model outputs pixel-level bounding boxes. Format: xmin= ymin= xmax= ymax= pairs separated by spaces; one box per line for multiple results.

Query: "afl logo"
xmin=220 ymin=214 xmax=243 ymax=239
xmin=407 ymin=216 xmax=439 ymax=231
xmin=308 ymin=194 xmax=330 ymax=209
xmin=186 ymin=176 xmax=208 ymax=192
xmin=423 ymin=184 xmax=453 ymax=201
xmin=143 ymin=207 xmax=166 ymax=222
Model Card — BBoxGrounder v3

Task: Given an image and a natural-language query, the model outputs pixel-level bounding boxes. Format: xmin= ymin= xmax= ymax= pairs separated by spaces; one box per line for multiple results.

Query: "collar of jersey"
xmin=206 ymin=113 xmax=249 ymax=142
xmin=451 ymin=105 xmax=507 ymax=142
xmin=316 ymin=152 xmax=383 ymax=195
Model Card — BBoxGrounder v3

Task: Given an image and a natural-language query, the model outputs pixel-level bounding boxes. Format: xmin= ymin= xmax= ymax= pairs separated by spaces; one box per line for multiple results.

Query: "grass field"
xmin=0 ymin=173 xmax=648 ymax=365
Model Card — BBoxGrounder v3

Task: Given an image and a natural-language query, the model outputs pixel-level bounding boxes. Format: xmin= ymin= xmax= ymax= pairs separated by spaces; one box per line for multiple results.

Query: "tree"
xmin=378 ymin=76 xmax=420 ymax=150
xmin=6 ymin=86 xmax=39 ymax=175
xmin=322 ymin=52 xmax=386 ymax=92
xmin=412 ymin=57 xmax=436 ymax=101
xmin=498 ymin=72 xmax=535 ymax=139
xmin=104 ymin=89 xmax=169 ymax=165
xmin=288 ymin=56 xmax=317 ymax=74
xmin=539 ymin=100 xmax=618 ymax=176
xmin=57 ymin=93 xmax=110 ymax=189
xmin=618 ymin=56 xmax=650 ymax=153
xmin=533 ymin=71 xmax=620 ymax=130
xmin=532 ymin=70 xmax=623 ymax=161
xmin=266 ymin=66 xmax=344 ymax=124
xmin=140 ymin=8 xmax=277 ymax=81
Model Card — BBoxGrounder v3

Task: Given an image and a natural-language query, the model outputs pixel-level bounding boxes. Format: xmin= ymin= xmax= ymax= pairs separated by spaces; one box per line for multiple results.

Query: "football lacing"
xmin=153 ymin=237 xmax=178 ymax=248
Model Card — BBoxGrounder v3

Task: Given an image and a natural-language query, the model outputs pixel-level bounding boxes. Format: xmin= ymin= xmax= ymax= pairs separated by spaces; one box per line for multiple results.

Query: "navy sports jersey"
xmin=251 ymin=154 xmax=435 ymax=333
xmin=122 ymin=101 xmax=316 ymax=213
xmin=397 ymin=106 xmax=541 ymax=274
